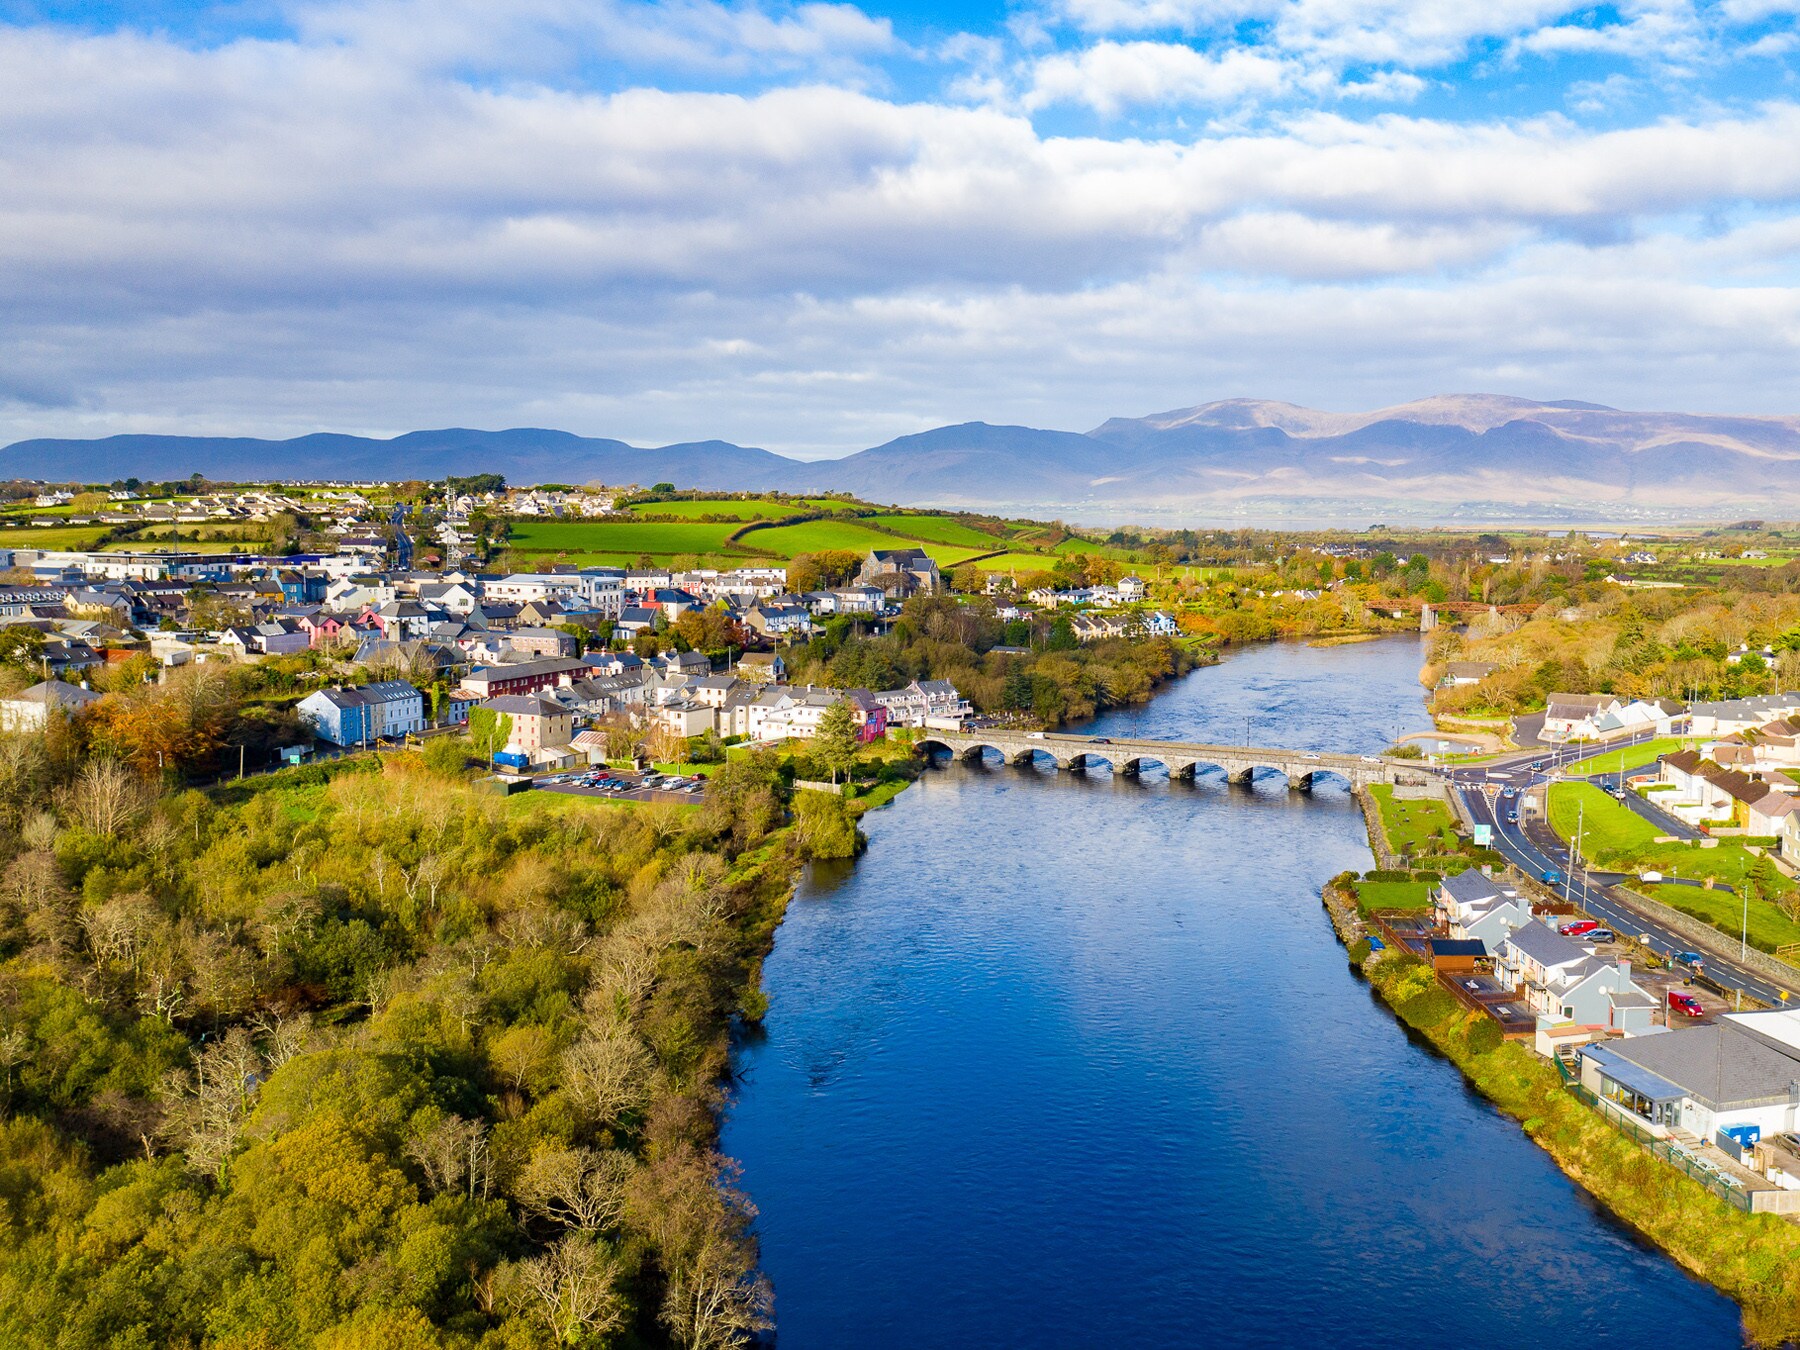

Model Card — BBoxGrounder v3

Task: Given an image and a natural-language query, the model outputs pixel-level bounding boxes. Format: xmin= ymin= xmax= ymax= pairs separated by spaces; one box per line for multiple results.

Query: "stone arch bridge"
xmin=917 ymin=730 xmax=1435 ymax=791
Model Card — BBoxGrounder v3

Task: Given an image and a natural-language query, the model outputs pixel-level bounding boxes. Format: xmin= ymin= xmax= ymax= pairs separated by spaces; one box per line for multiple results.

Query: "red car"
xmin=1668 ymin=992 xmax=1705 ymax=1019
xmin=1560 ymin=919 xmax=1600 ymax=937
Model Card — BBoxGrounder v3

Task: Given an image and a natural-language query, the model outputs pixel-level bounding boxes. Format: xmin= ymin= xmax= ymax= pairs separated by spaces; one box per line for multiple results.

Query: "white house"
xmin=1579 ymin=1010 xmax=1800 ymax=1142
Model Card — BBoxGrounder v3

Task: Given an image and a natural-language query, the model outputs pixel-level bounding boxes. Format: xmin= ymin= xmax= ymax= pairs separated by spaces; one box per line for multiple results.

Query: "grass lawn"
xmin=0 ymin=525 xmax=111 ymax=549
xmin=1547 ymin=783 xmax=1665 ymax=857
xmin=1355 ymin=879 xmax=1434 ymax=910
xmin=1635 ymin=883 xmax=1800 ymax=955
xmin=1367 ymin=784 xmax=1460 ymax=856
xmin=1564 ymin=737 xmax=1701 ymax=775
xmin=508 ymin=518 xmax=748 ymax=558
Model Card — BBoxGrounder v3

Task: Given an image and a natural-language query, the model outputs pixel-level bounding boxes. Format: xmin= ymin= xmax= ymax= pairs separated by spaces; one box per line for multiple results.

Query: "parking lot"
xmin=535 ymin=768 xmax=708 ymax=805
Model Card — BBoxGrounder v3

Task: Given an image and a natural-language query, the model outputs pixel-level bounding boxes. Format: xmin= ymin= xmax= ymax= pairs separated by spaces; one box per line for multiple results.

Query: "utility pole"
xmin=238 ymin=743 xmax=244 ymax=779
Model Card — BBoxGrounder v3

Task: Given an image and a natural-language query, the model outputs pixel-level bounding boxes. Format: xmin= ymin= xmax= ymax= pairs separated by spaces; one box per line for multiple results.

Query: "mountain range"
xmin=7 ymin=394 xmax=1799 ymax=523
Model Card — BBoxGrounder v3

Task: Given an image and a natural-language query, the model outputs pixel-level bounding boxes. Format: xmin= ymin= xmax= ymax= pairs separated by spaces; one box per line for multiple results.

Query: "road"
xmin=1455 ymin=785 xmax=1795 ymax=1005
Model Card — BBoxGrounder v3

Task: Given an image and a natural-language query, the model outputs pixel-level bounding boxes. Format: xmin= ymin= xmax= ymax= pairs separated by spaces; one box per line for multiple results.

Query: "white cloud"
xmin=1022 ymin=40 xmax=1296 ymax=112
xmin=5 ymin=15 xmax=1800 ymax=450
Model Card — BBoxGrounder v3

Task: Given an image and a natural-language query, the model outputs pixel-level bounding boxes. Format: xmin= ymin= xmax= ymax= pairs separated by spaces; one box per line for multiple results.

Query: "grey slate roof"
xmin=1502 ymin=920 xmax=1589 ymax=969
xmin=1440 ymin=868 xmax=1504 ymax=907
xmin=1595 ymin=1021 xmax=1800 ymax=1110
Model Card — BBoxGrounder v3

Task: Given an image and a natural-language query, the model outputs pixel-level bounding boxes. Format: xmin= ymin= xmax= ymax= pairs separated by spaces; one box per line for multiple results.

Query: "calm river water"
xmin=723 ymin=637 xmax=1744 ymax=1347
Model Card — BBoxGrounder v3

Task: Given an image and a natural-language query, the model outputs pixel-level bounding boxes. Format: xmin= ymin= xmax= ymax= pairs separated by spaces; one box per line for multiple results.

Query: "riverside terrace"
xmin=918 ymin=730 xmax=1437 ymax=791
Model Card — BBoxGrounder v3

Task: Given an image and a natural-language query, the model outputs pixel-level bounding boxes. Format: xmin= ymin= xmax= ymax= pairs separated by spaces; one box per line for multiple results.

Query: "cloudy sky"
xmin=3 ymin=0 xmax=1799 ymax=456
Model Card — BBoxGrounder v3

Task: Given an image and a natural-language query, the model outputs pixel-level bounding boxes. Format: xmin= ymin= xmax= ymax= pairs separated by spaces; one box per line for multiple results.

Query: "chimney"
xmin=1617 ymin=958 xmax=1630 ymax=983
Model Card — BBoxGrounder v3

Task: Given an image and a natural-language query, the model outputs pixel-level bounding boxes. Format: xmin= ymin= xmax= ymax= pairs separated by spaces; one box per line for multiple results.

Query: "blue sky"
xmin=2 ymin=0 xmax=1799 ymax=455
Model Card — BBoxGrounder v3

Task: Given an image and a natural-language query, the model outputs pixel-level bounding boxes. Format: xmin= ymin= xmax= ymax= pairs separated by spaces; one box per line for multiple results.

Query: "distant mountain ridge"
xmin=9 ymin=395 xmax=1800 ymax=521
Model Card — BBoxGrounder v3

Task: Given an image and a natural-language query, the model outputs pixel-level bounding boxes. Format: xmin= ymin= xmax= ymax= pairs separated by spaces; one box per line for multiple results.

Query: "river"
xmin=722 ymin=636 xmax=1745 ymax=1347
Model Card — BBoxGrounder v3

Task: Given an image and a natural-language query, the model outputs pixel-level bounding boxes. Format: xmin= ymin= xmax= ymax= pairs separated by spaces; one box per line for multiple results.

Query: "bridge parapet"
xmin=918 ymin=730 xmax=1433 ymax=791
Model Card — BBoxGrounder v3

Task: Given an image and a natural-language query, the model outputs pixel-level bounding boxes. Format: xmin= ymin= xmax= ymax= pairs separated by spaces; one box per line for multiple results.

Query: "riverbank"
xmin=1320 ymin=875 xmax=1800 ymax=1344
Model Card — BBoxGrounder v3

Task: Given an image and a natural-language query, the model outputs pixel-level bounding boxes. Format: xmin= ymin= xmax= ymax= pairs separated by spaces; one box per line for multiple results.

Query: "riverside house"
xmin=1579 ymin=1009 xmax=1800 ymax=1147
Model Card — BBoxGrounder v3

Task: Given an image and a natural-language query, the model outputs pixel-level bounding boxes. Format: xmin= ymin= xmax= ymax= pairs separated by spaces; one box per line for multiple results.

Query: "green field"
xmin=1368 ymin=784 xmax=1459 ymax=856
xmin=626 ymin=499 xmax=809 ymax=521
xmin=1565 ymin=738 xmax=1700 ymax=775
xmin=0 ymin=525 xmax=110 ymax=550
xmin=743 ymin=519 xmax=919 ymax=555
xmin=98 ymin=539 xmax=258 ymax=554
xmin=508 ymin=518 xmax=746 ymax=560
xmin=973 ymin=552 xmax=1064 ymax=572
xmin=504 ymin=502 xmax=1087 ymax=571
xmin=867 ymin=514 xmax=1008 ymax=549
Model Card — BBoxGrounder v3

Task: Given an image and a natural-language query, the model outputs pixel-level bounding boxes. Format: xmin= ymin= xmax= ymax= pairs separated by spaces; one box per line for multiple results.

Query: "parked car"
xmin=1560 ymin=919 xmax=1600 ymax=937
xmin=1640 ymin=870 xmax=1663 ymax=883
xmin=1674 ymin=951 xmax=1706 ymax=972
xmin=1668 ymin=992 xmax=1705 ymax=1018
xmin=1586 ymin=928 xmax=1616 ymax=944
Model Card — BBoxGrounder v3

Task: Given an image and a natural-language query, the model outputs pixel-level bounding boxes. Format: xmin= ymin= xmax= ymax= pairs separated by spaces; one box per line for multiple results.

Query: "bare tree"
xmin=517 ymin=1144 xmax=634 ymax=1232
xmin=62 ymin=758 xmax=152 ymax=838
xmin=406 ymin=1113 xmax=492 ymax=1200
xmin=159 ymin=1026 xmax=264 ymax=1178
xmin=663 ymin=1233 xmax=774 ymax=1350
xmin=559 ymin=1026 xmax=651 ymax=1127
xmin=507 ymin=1234 xmax=629 ymax=1346
xmin=251 ymin=1006 xmax=313 ymax=1070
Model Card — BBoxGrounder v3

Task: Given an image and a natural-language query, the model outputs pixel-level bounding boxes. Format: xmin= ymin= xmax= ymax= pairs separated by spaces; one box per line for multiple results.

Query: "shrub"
xmin=1347 ymin=938 xmax=1372 ymax=969
xmin=1465 ymin=1019 xmax=1503 ymax=1055
xmin=1398 ymin=986 xmax=1458 ymax=1030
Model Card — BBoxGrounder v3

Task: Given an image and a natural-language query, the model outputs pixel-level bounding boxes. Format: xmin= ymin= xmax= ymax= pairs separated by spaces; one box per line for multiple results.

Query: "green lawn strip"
xmin=1367 ymin=783 xmax=1460 ymax=856
xmin=1548 ymin=785 xmax=1794 ymax=896
xmin=1564 ymin=737 xmax=1702 ymax=775
xmin=1547 ymin=782 xmax=1665 ymax=856
xmin=1359 ymin=949 xmax=1800 ymax=1345
xmin=1633 ymin=883 xmax=1800 ymax=956
xmin=1354 ymin=879 xmax=1434 ymax=910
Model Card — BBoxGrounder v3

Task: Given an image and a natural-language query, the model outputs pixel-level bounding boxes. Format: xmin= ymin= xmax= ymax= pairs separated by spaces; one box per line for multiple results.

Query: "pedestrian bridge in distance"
xmin=916 ymin=730 xmax=1435 ymax=791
